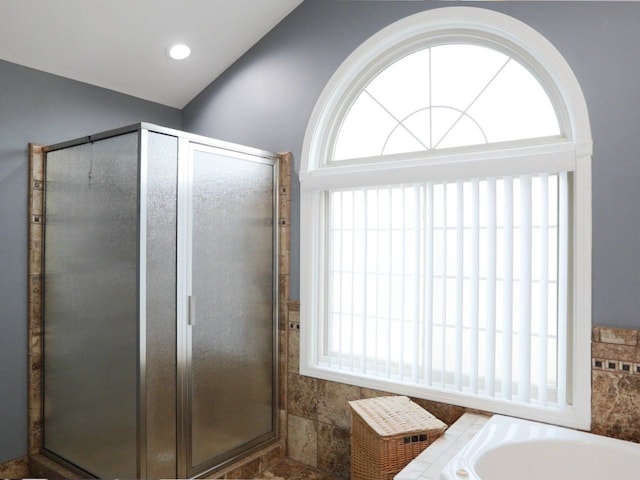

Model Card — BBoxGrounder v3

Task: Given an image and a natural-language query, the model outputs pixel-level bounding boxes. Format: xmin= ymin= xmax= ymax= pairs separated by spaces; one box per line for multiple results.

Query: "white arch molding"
xmin=301 ymin=7 xmax=592 ymax=172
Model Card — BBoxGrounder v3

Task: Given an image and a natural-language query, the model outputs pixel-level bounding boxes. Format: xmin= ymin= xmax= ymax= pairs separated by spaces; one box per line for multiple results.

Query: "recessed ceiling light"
xmin=168 ymin=44 xmax=191 ymax=60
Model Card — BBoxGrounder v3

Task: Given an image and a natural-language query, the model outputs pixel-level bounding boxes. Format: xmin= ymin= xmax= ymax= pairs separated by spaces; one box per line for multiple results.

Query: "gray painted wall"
xmin=0 ymin=59 xmax=181 ymax=463
xmin=183 ymin=0 xmax=640 ymax=331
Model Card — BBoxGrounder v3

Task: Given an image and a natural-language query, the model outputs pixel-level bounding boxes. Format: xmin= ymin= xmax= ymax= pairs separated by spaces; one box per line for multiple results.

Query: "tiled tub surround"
xmin=286 ymin=303 xmax=466 ymax=480
xmin=395 ymin=413 xmax=489 ymax=480
xmin=389 ymin=325 xmax=640 ymax=480
xmin=592 ymin=326 xmax=640 ymax=442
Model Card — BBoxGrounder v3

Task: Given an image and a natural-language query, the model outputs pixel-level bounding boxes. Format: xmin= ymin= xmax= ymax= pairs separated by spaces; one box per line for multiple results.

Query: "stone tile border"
xmin=27 ymin=144 xmax=44 ymax=455
xmin=591 ymin=325 xmax=640 ymax=443
xmin=592 ymin=326 xmax=640 ymax=375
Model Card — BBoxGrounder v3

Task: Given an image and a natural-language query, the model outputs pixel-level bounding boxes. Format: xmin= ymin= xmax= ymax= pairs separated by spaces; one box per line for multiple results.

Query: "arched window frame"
xmin=300 ymin=7 xmax=592 ymax=429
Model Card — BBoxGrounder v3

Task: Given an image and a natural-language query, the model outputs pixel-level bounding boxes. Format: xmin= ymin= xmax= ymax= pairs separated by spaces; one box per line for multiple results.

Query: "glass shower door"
xmin=180 ymin=143 xmax=277 ymax=476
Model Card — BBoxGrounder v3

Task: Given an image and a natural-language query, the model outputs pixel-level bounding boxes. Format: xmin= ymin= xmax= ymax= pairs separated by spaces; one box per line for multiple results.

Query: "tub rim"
xmin=439 ymin=414 xmax=640 ymax=480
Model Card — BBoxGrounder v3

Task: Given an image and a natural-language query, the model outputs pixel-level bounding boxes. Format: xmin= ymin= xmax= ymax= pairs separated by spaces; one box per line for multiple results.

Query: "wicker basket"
xmin=349 ymin=396 xmax=447 ymax=480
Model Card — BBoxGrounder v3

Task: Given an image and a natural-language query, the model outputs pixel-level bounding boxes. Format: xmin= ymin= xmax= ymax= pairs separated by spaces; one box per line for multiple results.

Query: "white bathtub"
xmin=439 ymin=415 xmax=640 ymax=480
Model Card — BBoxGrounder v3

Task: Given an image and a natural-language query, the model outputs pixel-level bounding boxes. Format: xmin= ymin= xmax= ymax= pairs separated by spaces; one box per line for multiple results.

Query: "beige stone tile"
xmin=317 ymin=423 xmax=350 ymax=480
xmin=224 ymin=457 xmax=262 ymax=478
xmin=592 ymin=342 xmax=640 ymax=363
xmin=278 ymin=152 xmax=292 ymax=181
xmin=288 ymin=414 xmax=318 ymax=467
xmin=281 ymin=277 xmax=290 ymax=302
xmin=288 ymin=300 xmax=300 ymax=313
xmin=278 ymin=299 xmax=289 ymax=330
xmin=31 ymin=155 xmax=44 ymax=182
xmin=279 ymin=330 xmax=287 ymax=411
xmin=288 ymin=327 xmax=300 ymax=374
xmin=279 ymin=197 xmax=290 ymax=224
xmin=409 ymin=397 xmax=464 ymax=428
xmin=29 ymin=273 xmax=42 ymax=299
xmin=599 ymin=327 xmax=638 ymax=346
xmin=28 ymin=301 xmax=42 ymax=333
xmin=28 ymin=224 xmax=43 ymax=275
xmin=279 ymin=277 xmax=290 ymax=311
xmin=359 ymin=387 xmax=395 ymax=399
xmin=29 ymin=334 xmax=42 ymax=369
xmin=591 ymin=369 xmax=640 ymax=442
xmin=278 ymin=409 xmax=288 ymax=446
xmin=259 ymin=441 xmax=286 ymax=472
xmin=30 ymin=188 xmax=44 ymax=216
xmin=288 ymin=372 xmax=318 ymax=420
xmin=592 ymin=325 xmax=601 ymax=343
xmin=317 ymin=380 xmax=360 ymax=429
xmin=259 ymin=458 xmax=339 ymax=480
xmin=205 ymin=441 xmax=284 ymax=479
xmin=279 ymin=250 xmax=290 ymax=275
xmin=289 ymin=307 xmax=300 ymax=323
xmin=395 ymin=457 xmax=431 ymax=480
xmin=279 ymin=225 xmax=290 ymax=256
xmin=397 ymin=414 xmax=489 ymax=480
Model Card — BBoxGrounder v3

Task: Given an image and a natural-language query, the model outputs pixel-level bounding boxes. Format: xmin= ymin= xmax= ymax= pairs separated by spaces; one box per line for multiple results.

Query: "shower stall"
xmin=40 ymin=124 xmax=279 ymax=479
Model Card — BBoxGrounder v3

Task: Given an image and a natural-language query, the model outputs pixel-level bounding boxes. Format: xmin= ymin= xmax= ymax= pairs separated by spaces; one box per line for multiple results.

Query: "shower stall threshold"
xmin=29 ymin=453 xmax=84 ymax=480
xmin=29 ymin=438 xmax=285 ymax=480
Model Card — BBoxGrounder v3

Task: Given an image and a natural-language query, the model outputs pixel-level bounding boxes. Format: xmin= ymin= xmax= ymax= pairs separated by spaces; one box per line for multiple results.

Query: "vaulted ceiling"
xmin=0 ymin=0 xmax=304 ymax=108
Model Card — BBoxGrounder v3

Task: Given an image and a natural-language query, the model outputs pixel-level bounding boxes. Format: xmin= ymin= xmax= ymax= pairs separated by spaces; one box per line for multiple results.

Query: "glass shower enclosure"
xmin=41 ymin=124 xmax=279 ymax=479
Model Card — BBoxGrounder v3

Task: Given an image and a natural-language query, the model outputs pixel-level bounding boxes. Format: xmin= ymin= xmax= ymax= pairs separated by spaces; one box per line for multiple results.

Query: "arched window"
xmin=333 ymin=43 xmax=561 ymax=160
xmin=300 ymin=7 xmax=592 ymax=428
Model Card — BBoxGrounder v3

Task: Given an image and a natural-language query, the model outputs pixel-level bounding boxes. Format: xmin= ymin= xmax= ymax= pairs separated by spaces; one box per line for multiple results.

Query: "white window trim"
xmin=300 ymin=7 xmax=592 ymax=429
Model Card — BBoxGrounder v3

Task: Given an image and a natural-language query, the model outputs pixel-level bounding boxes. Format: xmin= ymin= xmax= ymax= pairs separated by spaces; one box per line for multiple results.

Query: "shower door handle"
xmin=188 ymin=295 xmax=196 ymax=326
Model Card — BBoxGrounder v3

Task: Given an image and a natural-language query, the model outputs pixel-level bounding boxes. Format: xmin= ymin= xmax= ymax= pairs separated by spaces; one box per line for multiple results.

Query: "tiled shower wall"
xmin=284 ymin=307 xmax=640 ymax=480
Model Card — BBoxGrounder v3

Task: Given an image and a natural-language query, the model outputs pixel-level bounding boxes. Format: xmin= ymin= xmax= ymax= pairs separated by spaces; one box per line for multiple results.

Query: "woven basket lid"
xmin=348 ymin=396 xmax=447 ymax=438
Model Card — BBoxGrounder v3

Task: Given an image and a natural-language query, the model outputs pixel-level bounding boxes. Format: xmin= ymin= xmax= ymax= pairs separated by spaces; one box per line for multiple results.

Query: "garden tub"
xmin=440 ymin=414 xmax=640 ymax=480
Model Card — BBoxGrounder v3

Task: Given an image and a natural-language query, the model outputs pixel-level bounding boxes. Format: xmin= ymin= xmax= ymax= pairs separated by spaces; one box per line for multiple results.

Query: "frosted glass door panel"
xmin=43 ymin=132 xmax=139 ymax=479
xmin=189 ymin=149 xmax=275 ymax=469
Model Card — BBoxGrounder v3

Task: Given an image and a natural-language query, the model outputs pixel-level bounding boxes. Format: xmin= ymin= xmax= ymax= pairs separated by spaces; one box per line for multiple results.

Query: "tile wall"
xmin=284 ymin=303 xmax=466 ymax=480
xmin=591 ymin=326 xmax=640 ymax=441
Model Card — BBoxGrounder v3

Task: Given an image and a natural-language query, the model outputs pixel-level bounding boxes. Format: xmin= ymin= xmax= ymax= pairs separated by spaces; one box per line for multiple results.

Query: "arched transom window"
xmin=334 ymin=43 xmax=561 ymax=161
xmin=300 ymin=7 xmax=592 ymax=430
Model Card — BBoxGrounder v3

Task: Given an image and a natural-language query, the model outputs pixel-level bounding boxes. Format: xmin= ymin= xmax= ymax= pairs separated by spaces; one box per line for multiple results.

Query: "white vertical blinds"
xmin=324 ymin=172 xmax=568 ymax=406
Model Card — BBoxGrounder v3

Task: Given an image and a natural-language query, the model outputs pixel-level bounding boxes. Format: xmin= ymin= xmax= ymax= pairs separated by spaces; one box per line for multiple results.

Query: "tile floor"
xmin=255 ymin=459 xmax=340 ymax=480
xmin=23 ymin=456 xmax=338 ymax=480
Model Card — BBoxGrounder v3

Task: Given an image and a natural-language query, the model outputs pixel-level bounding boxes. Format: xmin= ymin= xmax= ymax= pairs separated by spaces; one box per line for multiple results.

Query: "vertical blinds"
xmin=325 ymin=172 xmax=569 ymax=407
